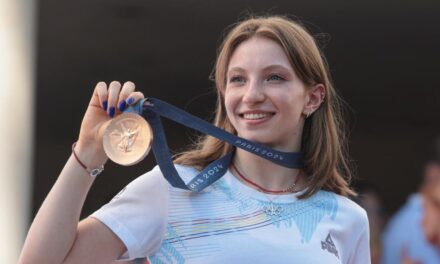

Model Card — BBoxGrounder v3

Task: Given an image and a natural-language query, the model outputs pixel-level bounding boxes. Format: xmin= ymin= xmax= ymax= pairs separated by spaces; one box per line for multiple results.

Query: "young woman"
xmin=20 ymin=15 xmax=370 ymax=264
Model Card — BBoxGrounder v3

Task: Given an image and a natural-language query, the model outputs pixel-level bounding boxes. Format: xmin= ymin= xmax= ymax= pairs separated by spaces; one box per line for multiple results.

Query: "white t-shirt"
xmin=92 ymin=165 xmax=370 ymax=264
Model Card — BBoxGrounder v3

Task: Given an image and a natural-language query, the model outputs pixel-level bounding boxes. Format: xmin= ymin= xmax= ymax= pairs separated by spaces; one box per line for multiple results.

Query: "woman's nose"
xmin=242 ymin=81 xmax=265 ymax=104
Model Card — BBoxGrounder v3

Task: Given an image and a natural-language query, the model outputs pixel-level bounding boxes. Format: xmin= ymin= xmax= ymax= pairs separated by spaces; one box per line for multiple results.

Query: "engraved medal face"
xmin=103 ymin=113 xmax=153 ymax=166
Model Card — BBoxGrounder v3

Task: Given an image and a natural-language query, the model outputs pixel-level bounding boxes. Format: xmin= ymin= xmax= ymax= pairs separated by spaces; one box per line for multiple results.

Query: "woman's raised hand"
xmin=75 ymin=81 xmax=145 ymax=162
xmin=18 ymin=81 xmax=143 ymax=264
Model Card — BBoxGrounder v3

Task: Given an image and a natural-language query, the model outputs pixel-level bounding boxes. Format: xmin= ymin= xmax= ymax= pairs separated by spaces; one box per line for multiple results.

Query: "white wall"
xmin=0 ymin=0 xmax=35 ymax=262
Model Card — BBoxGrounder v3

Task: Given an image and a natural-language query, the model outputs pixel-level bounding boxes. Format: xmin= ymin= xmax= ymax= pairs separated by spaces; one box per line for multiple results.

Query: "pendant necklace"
xmin=261 ymin=193 xmax=284 ymax=216
xmin=230 ymin=163 xmax=302 ymax=216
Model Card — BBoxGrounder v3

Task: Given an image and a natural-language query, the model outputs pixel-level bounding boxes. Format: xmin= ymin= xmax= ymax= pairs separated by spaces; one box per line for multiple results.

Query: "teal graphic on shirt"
xmin=149 ymin=176 xmax=338 ymax=263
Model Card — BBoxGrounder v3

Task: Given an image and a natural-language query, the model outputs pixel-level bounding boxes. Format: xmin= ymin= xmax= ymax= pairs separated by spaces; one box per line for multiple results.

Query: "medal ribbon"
xmin=125 ymin=98 xmax=304 ymax=192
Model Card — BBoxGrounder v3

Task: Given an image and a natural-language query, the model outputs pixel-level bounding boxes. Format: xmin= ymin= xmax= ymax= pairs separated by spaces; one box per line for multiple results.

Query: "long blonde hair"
xmin=175 ymin=15 xmax=355 ymax=198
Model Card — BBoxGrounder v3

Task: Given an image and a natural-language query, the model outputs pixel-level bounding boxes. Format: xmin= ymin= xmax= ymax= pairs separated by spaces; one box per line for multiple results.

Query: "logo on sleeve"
xmin=321 ymin=233 xmax=339 ymax=259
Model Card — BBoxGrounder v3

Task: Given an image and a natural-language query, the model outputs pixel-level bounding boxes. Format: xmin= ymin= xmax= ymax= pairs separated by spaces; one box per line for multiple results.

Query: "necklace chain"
xmin=230 ymin=163 xmax=302 ymax=194
xmin=231 ymin=163 xmax=302 ymax=216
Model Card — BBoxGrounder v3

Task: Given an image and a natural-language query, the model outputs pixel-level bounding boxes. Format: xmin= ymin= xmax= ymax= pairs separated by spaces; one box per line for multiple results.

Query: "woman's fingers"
xmin=91 ymin=81 xmax=142 ymax=118
xmin=117 ymin=81 xmax=136 ymax=112
xmin=90 ymin=82 xmax=108 ymax=110
xmin=107 ymin=81 xmax=122 ymax=118
xmin=126 ymin=91 xmax=145 ymax=106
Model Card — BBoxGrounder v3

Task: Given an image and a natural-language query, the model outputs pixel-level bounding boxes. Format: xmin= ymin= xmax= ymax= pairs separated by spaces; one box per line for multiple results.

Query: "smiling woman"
xmin=176 ymin=16 xmax=353 ymax=199
xmin=225 ymin=37 xmax=311 ymax=150
xmin=20 ymin=15 xmax=370 ymax=264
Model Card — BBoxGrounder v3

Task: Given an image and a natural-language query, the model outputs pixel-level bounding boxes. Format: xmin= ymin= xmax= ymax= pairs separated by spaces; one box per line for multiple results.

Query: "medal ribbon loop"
xmin=124 ymin=98 xmax=304 ymax=192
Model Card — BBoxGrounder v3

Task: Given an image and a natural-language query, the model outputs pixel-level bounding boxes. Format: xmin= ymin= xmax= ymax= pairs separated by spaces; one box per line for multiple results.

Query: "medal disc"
xmin=103 ymin=113 xmax=153 ymax=166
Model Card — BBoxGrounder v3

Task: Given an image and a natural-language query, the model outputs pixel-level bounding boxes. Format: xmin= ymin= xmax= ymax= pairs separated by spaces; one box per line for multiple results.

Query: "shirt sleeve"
xmin=337 ymin=195 xmax=372 ymax=264
xmin=347 ymin=223 xmax=371 ymax=264
xmin=91 ymin=166 xmax=169 ymax=260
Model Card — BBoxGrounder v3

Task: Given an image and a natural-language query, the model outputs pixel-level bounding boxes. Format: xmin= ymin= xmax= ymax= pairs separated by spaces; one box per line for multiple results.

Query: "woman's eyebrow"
xmin=262 ymin=64 xmax=291 ymax=72
xmin=227 ymin=67 xmax=245 ymax=74
xmin=228 ymin=65 xmax=291 ymax=74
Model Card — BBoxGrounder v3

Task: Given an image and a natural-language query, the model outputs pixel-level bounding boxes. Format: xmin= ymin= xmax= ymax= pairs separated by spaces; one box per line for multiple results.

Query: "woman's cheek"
xmin=224 ymin=94 xmax=238 ymax=120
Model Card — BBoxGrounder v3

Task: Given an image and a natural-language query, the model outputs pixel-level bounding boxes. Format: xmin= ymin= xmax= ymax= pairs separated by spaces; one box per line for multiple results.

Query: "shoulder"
xmin=124 ymin=165 xmax=168 ymax=191
xmin=321 ymin=192 xmax=371 ymax=263
xmin=320 ymin=190 xmax=369 ymax=229
xmin=172 ymin=164 xmax=200 ymax=183
xmin=90 ymin=164 xmax=200 ymax=260
xmin=125 ymin=164 xmax=198 ymax=190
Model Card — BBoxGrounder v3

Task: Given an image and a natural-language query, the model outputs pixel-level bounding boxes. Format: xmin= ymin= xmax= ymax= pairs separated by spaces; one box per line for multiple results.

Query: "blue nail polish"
xmin=103 ymin=101 xmax=108 ymax=111
xmin=109 ymin=107 xmax=115 ymax=118
xmin=118 ymin=101 xmax=126 ymax=112
xmin=126 ymin=97 xmax=134 ymax=104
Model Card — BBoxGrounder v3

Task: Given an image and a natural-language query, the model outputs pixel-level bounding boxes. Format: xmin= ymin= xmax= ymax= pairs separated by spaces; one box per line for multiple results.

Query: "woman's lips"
xmin=239 ymin=111 xmax=275 ymax=124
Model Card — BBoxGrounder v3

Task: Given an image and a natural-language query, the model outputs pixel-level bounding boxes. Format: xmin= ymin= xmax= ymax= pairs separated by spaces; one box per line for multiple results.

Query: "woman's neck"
xmin=232 ymin=148 xmax=306 ymax=193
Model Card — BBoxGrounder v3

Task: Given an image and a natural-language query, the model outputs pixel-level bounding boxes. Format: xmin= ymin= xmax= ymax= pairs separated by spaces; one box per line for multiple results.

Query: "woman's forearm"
xmin=19 ymin=145 xmax=107 ymax=264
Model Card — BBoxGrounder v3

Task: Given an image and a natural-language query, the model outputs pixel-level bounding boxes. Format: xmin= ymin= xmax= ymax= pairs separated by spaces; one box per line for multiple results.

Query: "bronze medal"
xmin=103 ymin=113 xmax=153 ymax=166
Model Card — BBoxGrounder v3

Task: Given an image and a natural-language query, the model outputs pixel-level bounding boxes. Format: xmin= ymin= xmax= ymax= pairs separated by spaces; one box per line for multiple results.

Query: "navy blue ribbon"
xmin=125 ymin=98 xmax=304 ymax=192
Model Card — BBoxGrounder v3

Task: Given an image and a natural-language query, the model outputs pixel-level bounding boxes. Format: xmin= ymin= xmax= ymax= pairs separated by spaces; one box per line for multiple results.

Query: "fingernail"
xmin=126 ymin=97 xmax=134 ymax=104
xmin=103 ymin=101 xmax=108 ymax=111
xmin=118 ymin=101 xmax=126 ymax=112
xmin=109 ymin=107 xmax=115 ymax=118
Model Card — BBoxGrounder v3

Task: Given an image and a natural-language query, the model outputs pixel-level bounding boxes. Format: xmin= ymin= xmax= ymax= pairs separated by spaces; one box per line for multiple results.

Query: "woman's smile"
xmin=239 ymin=110 xmax=276 ymax=125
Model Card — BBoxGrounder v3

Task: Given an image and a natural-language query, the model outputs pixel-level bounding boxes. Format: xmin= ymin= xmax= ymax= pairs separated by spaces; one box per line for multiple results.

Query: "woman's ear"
xmin=303 ymin=84 xmax=325 ymax=118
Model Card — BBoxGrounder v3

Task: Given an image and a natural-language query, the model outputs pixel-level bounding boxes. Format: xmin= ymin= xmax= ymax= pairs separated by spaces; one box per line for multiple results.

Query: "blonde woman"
xmin=20 ymin=15 xmax=370 ymax=264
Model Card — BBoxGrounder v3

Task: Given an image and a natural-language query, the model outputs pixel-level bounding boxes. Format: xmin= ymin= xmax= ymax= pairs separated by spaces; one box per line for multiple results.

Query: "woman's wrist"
xmin=73 ymin=140 xmax=108 ymax=171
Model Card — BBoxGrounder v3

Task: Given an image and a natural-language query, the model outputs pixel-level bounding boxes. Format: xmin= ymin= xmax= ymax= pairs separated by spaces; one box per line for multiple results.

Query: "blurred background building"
xmin=1 ymin=0 xmax=440 ymax=262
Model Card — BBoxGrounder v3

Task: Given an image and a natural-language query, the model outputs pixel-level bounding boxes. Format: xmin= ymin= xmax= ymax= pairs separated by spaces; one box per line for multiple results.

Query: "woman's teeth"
xmin=243 ymin=113 xmax=270 ymax=120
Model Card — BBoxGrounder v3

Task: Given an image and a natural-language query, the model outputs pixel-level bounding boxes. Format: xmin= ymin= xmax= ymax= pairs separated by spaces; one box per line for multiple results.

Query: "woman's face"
xmin=224 ymin=36 xmax=309 ymax=151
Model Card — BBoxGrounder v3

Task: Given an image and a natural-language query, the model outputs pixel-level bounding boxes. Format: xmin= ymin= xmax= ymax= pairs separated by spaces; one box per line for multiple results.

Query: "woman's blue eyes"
xmin=230 ymin=76 xmax=245 ymax=83
xmin=267 ymin=74 xmax=285 ymax=81
xmin=228 ymin=74 xmax=285 ymax=83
